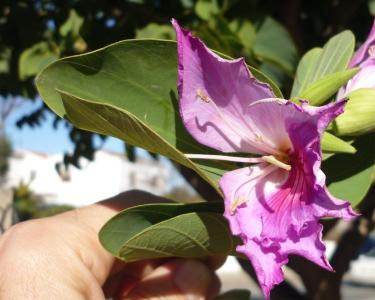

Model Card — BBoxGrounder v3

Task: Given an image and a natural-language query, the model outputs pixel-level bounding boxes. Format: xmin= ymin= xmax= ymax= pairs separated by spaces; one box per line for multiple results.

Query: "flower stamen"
xmin=261 ymin=155 xmax=291 ymax=171
xmin=196 ymin=89 xmax=211 ymax=103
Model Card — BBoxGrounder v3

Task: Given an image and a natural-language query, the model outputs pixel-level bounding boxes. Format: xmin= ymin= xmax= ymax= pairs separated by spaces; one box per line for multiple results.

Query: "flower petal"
xmin=337 ymin=58 xmax=375 ymax=98
xmin=237 ymin=239 xmax=287 ymax=299
xmin=281 ymin=222 xmax=332 ymax=271
xmin=311 ymin=184 xmax=359 ymax=219
xmin=220 ymin=165 xmax=343 ymax=299
xmin=220 ymin=164 xmax=288 ymax=239
xmin=287 ymin=100 xmax=346 ymax=188
xmin=219 ymin=100 xmax=357 ymax=299
xmin=172 ymin=19 xmax=275 ymax=154
xmin=349 ymin=20 xmax=375 ymax=67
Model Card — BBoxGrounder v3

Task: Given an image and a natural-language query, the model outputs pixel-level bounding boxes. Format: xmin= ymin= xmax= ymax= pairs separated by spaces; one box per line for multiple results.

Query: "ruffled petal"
xmin=311 ymin=184 xmax=359 ymax=219
xmin=237 ymin=239 xmax=287 ymax=299
xmin=220 ymin=165 xmax=348 ymax=299
xmin=349 ymin=20 xmax=375 ymax=68
xmin=219 ymin=100 xmax=357 ymax=299
xmin=242 ymin=99 xmax=346 ymax=153
xmin=172 ymin=19 xmax=275 ymax=154
xmin=281 ymin=222 xmax=333 ymax=271
xmin=287 ymin=100 xmax=347 ymax=189
xmin=220 ymin=164 xmax=332 ymax=298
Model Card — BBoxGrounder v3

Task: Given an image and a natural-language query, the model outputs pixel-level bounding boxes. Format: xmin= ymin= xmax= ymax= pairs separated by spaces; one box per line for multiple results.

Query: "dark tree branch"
xmin=173 ymin=163 xmax=222 ymax=202
xmin=277 ymin=0 xmax=304 ymax=54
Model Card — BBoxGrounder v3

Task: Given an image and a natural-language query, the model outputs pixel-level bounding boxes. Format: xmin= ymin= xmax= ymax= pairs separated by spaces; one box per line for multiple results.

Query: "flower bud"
xmin=337 ymin=20 xmax=375 ymax=99
xmin=333 ymin=88 xmax=375 ymax=136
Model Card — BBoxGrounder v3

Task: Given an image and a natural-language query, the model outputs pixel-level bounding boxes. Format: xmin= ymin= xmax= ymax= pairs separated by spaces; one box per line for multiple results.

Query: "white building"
xmin=4 ymin=149 xmax=170 ymax=206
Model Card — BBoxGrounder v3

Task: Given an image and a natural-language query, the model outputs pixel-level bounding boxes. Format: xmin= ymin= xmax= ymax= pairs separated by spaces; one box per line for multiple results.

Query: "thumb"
xmin=119 ymin=259 xmax=221 ymax=300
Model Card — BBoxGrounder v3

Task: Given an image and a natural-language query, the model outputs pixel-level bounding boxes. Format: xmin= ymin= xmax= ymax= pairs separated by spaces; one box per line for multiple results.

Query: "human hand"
xmin=0 ymin=191 xmax=224 ymax=299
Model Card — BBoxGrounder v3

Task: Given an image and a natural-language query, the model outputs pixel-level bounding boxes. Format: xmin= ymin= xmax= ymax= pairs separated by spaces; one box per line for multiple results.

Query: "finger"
xmin=103 ymin=258 xmax=168 ymax=297
xmin=119 ymin=259 xmax=221 ymax=300
xmin=202 ymin=255 xmax=227 ymax=271
xmin=0 ymin=191 xmax=173 ymax=300
xmin=55 ymin=190 xmax=172 ymax=286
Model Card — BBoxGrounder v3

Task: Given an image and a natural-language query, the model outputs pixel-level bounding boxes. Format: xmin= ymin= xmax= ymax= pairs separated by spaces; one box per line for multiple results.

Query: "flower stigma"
xmin=261 ymin=155 xmax=291 ymax=171
xmin=368 ymin=45 xmax=375 ymax=57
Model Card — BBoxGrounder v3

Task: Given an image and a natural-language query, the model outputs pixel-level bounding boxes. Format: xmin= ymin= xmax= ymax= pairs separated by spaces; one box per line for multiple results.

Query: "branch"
xmin=173 ymin=163 xmax=222 ymax=202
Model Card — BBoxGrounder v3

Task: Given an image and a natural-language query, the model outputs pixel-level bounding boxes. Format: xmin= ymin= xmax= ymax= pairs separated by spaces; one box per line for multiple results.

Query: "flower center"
xmin=185 ymin=152 xmax=291 ymax=214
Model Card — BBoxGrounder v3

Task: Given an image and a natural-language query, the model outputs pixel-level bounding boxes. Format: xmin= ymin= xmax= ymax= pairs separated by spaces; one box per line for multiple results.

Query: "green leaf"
xmin=323 ymin=134 xmax=375 ymax=207
xmin=195 ymin=0 xmax=220 ymax=20
xmin=369 ymin=0 xmax=375 ymax=16
xmin=99 ymin=202 xmax=237 ymax=262
xmin=59 ymin=91 xmax=232 ymax=191
xmin=59 ymin=9 xmax=84 ymax=38
xmin=36 ymin=39 xmax=282 ymax=191
xmin=321 ymin=132 xmax=356 ymax=154
xmin=333 ymin=88 xmax=375 ymax=136
xmin=59 ymin=9 xmax=87 ymax=53
xmin=202 ymin=16 xmax=244 ymax=57
xmin=253 ymin=17 xmax=298 ymax=75
xmin=228 ymin=19 xmax=256 ymax=51
xmin=291 ymin=48 xmax=322 ymax=97
xmin=291 ymin=31 xmax=355 ymax=97
xmin=136 ymin=23 xmax=176 ymax=40
xmin=297 ymin=68 xmax=359 ymax=105
xmin=19 ymin=42 xmax=59 ymax=80
xmin=214 ymin=289 xmax=251 ymax=300
xmin=258 ymin=61 xmax=286 ymax=87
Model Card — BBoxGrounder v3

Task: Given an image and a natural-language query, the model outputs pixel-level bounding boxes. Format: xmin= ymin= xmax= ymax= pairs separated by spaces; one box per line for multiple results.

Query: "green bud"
xmin=333 ymin=88 xmax=375 ymax=136
xmin=321 ymin=131 xmax=356 ymax=154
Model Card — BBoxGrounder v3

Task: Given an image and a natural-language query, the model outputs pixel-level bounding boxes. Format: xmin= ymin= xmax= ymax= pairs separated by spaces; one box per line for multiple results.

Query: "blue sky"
xmin=6 ymin=98 xmax=125 ymax=154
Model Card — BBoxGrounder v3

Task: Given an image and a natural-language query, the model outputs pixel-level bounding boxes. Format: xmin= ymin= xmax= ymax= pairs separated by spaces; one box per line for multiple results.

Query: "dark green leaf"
xmin=291 ymin=31 xmax=355 ymax=97
xmin=36 ymin=39 xmax=282 ymax=192
xmin=99 ymin=202 xmax=238 ymax=262
xmin=19 ymin=42 xmax=59 ymax=80
xmin=253 ymin=17 xmax=298 ymax=75
xmin=59 ymin=91 xmax=234 ymax=191
xmin=290 ymin=48 xmax=322 ymax=97
xmin=323 ymin=134 xmax=375 ymax=207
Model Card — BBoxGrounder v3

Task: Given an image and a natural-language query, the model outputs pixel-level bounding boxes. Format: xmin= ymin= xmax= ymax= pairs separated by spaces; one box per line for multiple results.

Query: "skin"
xmin=0 ymin=190 xmax=224 ymax=300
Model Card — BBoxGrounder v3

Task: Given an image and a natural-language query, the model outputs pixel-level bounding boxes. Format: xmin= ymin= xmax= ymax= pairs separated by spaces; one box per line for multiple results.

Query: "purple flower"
xmin=172 ymin=19 xmax=358 ymax=299
xmin=338 ymin=20 xmax=375 ymax=98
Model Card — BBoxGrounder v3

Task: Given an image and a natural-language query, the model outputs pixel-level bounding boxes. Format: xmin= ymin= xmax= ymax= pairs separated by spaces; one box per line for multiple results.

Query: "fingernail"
xmin=174 ymin=260 xmax=212 ymax=300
